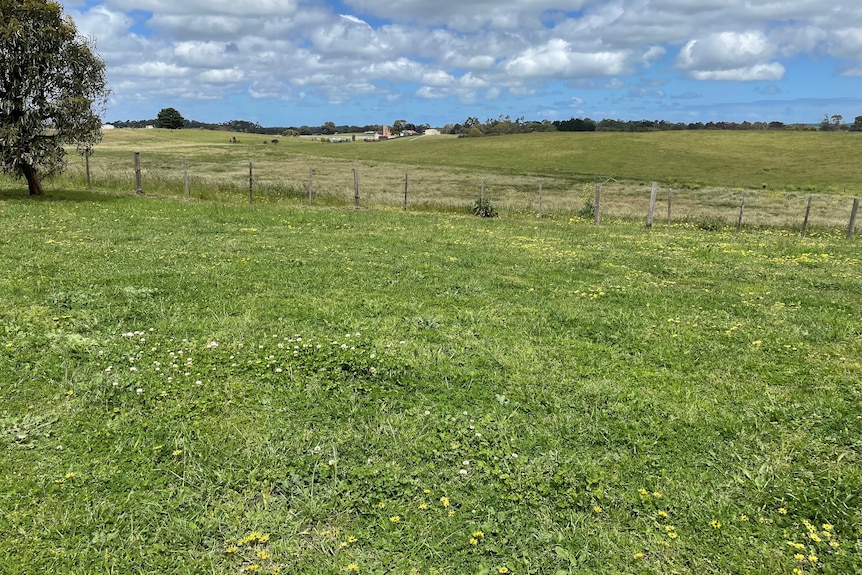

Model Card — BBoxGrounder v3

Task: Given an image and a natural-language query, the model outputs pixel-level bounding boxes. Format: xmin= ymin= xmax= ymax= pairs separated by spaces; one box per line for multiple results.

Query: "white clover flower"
xmin=135 ymin=388 xmax=143 ymax=394
xmin=459 ymin=469 xmax=468 ymax=476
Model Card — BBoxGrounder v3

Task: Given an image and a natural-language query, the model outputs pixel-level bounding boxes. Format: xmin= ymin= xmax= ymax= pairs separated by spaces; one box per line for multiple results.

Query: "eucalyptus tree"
xmin=0 ymin=0 xmax=108 ymax=196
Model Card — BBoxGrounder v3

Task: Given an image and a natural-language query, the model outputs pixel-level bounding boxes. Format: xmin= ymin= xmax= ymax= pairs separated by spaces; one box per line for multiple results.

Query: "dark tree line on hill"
xmin=108 ymin=113 xmax=862 ymax=136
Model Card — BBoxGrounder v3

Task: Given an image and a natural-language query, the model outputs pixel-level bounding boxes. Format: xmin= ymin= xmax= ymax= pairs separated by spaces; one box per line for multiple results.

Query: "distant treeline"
xmin=107 ymin=114 xmax=862 ymax=136
xmin=107 ymin=118 xmax=382 ymax=135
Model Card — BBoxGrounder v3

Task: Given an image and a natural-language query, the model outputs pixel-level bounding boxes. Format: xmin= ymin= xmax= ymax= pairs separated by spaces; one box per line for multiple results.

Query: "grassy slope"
xmin=85 ymin=129 xmax=862 ymax=191
xmin=0 ymin=192 xmax=860 ymax=574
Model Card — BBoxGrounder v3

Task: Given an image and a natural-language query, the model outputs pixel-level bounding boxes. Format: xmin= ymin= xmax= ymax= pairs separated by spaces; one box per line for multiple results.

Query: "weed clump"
xmin=472 ymin=198 xmax=498 ymax=218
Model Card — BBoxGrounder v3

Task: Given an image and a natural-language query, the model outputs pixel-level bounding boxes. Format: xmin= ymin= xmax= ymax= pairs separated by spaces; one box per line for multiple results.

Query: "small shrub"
xmin=472 ymin=198 xmax=498 ymax=218
xmin=577 ymin=199 xmax=595 ymax=220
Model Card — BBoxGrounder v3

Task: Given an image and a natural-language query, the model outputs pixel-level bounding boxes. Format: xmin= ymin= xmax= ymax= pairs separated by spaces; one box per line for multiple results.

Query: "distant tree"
xmin=768 ymin=121 xmax=785 ymax=130
xmin=0 ymin=0 xmax=108 ymax=196
xmin=850 ymin=116 xmax=862 ymax=132
xmin=156 ymin=107 xmax=185 ymax=129
xmin=321 ymin=121 xmax=337 ymax=135
xmin=282 ymin=129 xmax=300 ymax=137
xmin=299 ymin=125 xmax=313 ymax=136
xmin=392 ymin=119 xmax=407 ymax=134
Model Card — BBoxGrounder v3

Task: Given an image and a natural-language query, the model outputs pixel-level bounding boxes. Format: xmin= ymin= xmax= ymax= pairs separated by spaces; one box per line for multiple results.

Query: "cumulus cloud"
xmin=63 ymin=0 xmax=862 ymax=121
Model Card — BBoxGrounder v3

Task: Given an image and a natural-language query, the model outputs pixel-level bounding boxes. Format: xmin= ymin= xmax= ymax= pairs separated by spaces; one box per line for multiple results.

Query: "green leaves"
xmin=0 ymin=0 xmax=106 ymax=193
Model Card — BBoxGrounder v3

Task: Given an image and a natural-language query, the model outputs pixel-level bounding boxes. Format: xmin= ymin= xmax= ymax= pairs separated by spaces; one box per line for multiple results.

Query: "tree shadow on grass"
xmin=0 ymin=186 xmax=133 ymax=203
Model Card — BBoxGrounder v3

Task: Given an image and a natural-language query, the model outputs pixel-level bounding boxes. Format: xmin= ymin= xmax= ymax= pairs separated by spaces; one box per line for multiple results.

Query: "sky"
xmin=62 ymin=0 xmax=862 ymax=128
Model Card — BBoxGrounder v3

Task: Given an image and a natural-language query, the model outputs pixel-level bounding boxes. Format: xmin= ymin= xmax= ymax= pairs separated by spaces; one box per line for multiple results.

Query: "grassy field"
xmin=3 ymin=128 xmax=859 ymax=230
xmin=1 ymin=189 xmax=860 ymax=574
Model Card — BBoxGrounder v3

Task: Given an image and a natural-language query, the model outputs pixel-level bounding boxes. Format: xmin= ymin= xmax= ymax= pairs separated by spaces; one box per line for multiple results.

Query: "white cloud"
xmin=688 ymin=63 xmax=786 ymax=82
xmin=62 ymin=0 xmax=862 ymax=122
xmin=504 ymin=39 xmax=630 ymax=78
xmin=676 ymin=31 xmax=786 ymax=81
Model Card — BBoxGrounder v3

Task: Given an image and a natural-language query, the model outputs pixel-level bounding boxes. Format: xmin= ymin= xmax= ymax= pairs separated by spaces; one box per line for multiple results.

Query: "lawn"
xmin=1 ymin=190 xmax=859 ymax=574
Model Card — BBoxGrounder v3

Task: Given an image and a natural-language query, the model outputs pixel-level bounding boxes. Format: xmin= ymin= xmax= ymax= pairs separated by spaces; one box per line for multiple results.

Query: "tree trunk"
xmin=21 ymin=163 xmax=44 ymax=196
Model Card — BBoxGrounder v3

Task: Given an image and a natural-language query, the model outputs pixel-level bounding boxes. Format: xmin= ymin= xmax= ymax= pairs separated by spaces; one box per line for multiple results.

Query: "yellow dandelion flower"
xmin=472 ymin=531 xmax=484 ymax=538
xmin=657 ymin=511 xmax=668 ymax=518
xmin=440 ymin=496 xmax=450 ymax=507
xmin=809 ymin=533 xmax=821 ymax=542
xmin=345 ymin=564 xmax=359 ymax=572
xmin=172 ymin=449 xmax=183 ymax=456
xmin=256 ymin=550 xmax=271 ymax=560
xmin=710 ymin=520 xmax=721 ymax=529
xmin=668 ymin=532 xmax=678 ymax=539
xmin=65 ymin=472 xmax=76 ymax=479
xmin=377 ymin=502 xmax=386 ymax=509
xmin=638 ymin=488 xmax=649 ymax=496
xmin=418 ymin=503 xmax=429 ymax=510
xmin=423 ymin=489 xmax=431 ymax=494
xmin=634 ymin=552 xmax=644 ymax=559
xmin=778 ymin=508 xmax=788 ymax=515
xmin=243 ymin=565 xmax=259 ymax=572
xmin=829 ymin=541 xmax=839 ymax=549
xmin=347 ymin=536 xmax=357 ymax=544
xmin=389 ymin=515 xmax=400 ymax=523
xmin=226 ymin=546 xmax=239 ymax=554
xmin=665 ymin=525 xmax=675 ymax=533
xmin=792 ymin=569 xmax=802 ymax=575
xmin=740 ymin=515 xmax=749 ymax=521
xmin=448 ymin=510 xmax=456 ymax=517
xmin=498 ymin=567 xmax=509 ymax=574
xmin=794 ymin=554 xmax=805 ymax=561
xmin=593 ymin=506 xmax=603 ymax=513
xmin=808 ymin=555 xmax=818 ymax=563
xmin=822 ymin=523 xmax=833 ymax=531
xmin=339 ymin=541 xmax=349 ymax=549
xmin=469 ymin=538 xmax=478 ymax=545
xmin=652 ymin=492 xmax=662 ymax=498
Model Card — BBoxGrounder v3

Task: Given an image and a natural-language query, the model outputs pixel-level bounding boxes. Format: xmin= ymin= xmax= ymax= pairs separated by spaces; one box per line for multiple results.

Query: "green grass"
xmin=1 ymin=190 xmax=860 ymax=574
xmin=4 ymin=128 xmax=859 ymax=229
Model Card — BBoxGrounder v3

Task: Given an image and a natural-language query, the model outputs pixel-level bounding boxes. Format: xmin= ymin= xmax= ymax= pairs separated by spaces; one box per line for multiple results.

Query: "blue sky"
xmin=63 ymin=0 xmax=862 ymax=127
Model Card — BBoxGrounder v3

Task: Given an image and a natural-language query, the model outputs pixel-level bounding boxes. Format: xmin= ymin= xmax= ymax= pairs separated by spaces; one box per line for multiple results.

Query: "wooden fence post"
xmin=403 ymin=173 xmax=408 ymax=211
xmin=353 ymin=168 xmax=360 ymax=207
xmin=248 ymin=162 xmax=253 ymax=204
xmin=667 ymin=188 xmax=673 ymax=225
xmin=538 ymin=183 xmax=544 ymax=218
xmin=801 ymin=196 xmax=812 ymax=237
xmin=85 ymin=151 xmax=91 ymax=192
xmin=594 ymin=184 xmax=601 ymax=226
xmin=736 ymin=192 xmax=746 ymax=232
xmin=134 ymin=152 xmax=143 ymax=195
xmin=646 ymin=181 xmax=658 ymax=227
xmin=183 ymin=158 xmax=189 ymax=198
xmin=848 ymin=197 xmax=860 ymax=240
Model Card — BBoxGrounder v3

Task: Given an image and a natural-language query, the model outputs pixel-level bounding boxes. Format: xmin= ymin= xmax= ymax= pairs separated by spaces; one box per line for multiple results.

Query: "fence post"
xmin=594 ymin=184 xmax=601 ymax=226
xmin=736 ymin=192 xmax=746 ymax=232
xmin=801 ymin=196 xmax=812 ymax=237
xmin=403 ymin=173 xmax=408 ymax=211
xmin=307 ymin=167 xmax=313 ymax=204
xmin=848 ymin=197 xmax=860 ymax=240
xmin=249 ymin=162 xmax=253 ymax=204
xmin=183 ymin=157 xmax=190 ymax=198
xmin=667 ymin=188 xmax=673 ymax=225
xmin=538 ymin=183 xmax=543 ymax=218
xmin=134 ymin=152 xmax=143 ymax=195
xmin=353 ymin=168 xmax=360 ymax=207
xmin=646 ymin=181 xmax=658 ymax=228
xmin=85 ymin=151 xmax=91 ymax=192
